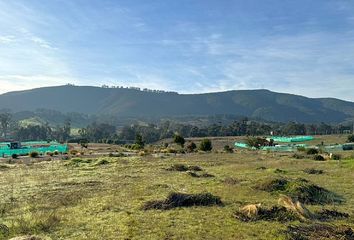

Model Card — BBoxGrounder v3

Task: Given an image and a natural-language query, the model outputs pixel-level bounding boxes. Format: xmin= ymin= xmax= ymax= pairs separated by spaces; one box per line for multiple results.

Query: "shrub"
xmin=70 ymin=149 xmax=78 ymax=155
xmin=199 ymin=139 xmax=212 ymax=152
xmin=186 ymin=142 xmax=197 ymax=152
xmin=297 ymin=146 xmax=306 ymax=152
xmin=223 ymin=145 xmax=233 ymax=153
xmin=174 ymin=134 xmax=185 ymax=147
xmin=306 ymin=148 xmax=319 ymax=155
xmin=135 ymin=134 xmax=144 ymax=149
xmin=29 ymin=151 xmax=39 ymax=158
xmin=313 ymin=155 xmax=325 ymax=161
xmin=46 ymin=151 xmax=54 ymax=156
xmin=347 ymin=134 xmax=354 ymax=143
xmin=332 ymin=153 xmax=341 ymax=160
xmin=292 ymin=153 xmax=304 ymax=159
xmin=245 ymin=137 xmax=268 ymax=149
xmin=11 ymin=153 xmax=18 ymax=159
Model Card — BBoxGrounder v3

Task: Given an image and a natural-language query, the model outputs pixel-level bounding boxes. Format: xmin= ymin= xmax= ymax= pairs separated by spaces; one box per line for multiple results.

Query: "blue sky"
xmin=1 ymin=0 xmax=354 ymax=101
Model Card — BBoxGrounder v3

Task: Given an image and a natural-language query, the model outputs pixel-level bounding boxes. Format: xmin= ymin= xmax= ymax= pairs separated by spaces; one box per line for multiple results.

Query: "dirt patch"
xmin=285 ymin=224 xmax=354 ymax=240
xmin=142 ymin=192 xmax=223 ymax=210
xmin=255 ymin=177 xmax=342 ymax=204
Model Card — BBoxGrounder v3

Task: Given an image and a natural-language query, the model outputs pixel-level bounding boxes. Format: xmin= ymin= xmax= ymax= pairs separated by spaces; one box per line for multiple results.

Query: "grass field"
xmin=0 ymin=136 xmax=354 ymax=239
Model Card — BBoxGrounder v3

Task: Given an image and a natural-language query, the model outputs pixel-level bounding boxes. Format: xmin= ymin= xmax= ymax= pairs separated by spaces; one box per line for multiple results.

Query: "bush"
xmin=297 ymin=146 xmax=306 ymax=152
xmin=70 ymin=149 xmax=78 ymax=155
xmin=199 ymin=139 xmax=212 ymax=152
xmin=313 ymin=155 xmax=325 ymax=161
xmin=174 ymin=134 xmax=185 ymax=147
xmin=29 ymin=151 xmax=39 ymax=158
xmin=306 ymin=148 xmax=319 ymax=155
xmin=46 ymin=151 xmax=54 ymax=156
xmin=245 ymin=137 xmax=268 ymax=149
xmin=223 ymin=145 xmax=233 ymax=153
xmin=186 ymin=142 xmax=197 ymax=152
xmin=332 ymin=153 xmax=341 ymax=160
xmin=292 ymin=153 xmax=304 ymax=159
xmin=11 ymin=153 xmax=18 ymax=159
xmin=347 ymin=134 xmax=354 ymax=143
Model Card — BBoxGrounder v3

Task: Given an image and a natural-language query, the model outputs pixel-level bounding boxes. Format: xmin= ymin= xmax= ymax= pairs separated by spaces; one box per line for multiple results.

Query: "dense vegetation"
xmin=1 ymin=110 xmax=354 ymax=144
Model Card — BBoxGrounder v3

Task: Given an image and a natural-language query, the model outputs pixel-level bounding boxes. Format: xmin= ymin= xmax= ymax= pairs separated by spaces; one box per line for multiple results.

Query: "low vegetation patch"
xmin=65 ymin=158 xmax=93 ymax=166
xmin=29 ymin=152 xmax=39 ymax=158
xmin=235 ymin=205 xmax=299 ymax=222
xmin=315 ymin=209 xmax=350 ymax=221
xmin=285 ymin=224 xmax=354 ymax=240
xmin=313 ymin=154 xmax=325 ymax=161
xmin=306 ymin=148 xmax=319 ymax=155
xmin=303 ymin=168 xmax=324 ymax=175
xmin=167 ymin=164 xmax=203 ymax=172
xmin=292 ymin=153 xmax=305 ymax=159
xmin=223 ymin=177 xmax=241 ymax=185
xmin=142 ymin=192 xmax=222 ymax=210
xmin=255 ymin=177 xmax=342 ymax=204
xmin=187 ymin=171 xmax=214 ymax=178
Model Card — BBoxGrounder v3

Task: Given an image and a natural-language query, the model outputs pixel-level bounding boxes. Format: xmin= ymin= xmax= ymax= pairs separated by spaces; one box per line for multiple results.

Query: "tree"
xmin=174 ymin=134 xmax=185 ymax=147
xmin=199 ymin=139 xmax=212 ymax=152
xmin=0 ymin=112 xmax=12 ymax=138
xmin=135 ymin=134 xmax=144 ymax=149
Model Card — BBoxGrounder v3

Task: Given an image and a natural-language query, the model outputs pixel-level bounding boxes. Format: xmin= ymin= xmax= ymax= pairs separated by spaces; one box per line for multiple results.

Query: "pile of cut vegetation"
xmin=234 ymin=196 xmax=312 ymax=222
xmin=142 ymin=192 xmax=222 ymax=210
xmin=255 ymin=177 xmax=342 ymax=204
xmin=166 ymin=164 xmax=202 ymax=172
xmin=286 ymin=224 xmax=354 ymax=240
xmin=187 ymin=171 xmax=214 ymax=178
xmin=235 ymin=196 xmax=350 ymax=223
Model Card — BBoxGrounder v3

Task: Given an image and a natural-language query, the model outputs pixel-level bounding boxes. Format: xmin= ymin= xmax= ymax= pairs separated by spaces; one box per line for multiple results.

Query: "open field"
xmin=0 ymin=136 xmax=354 ymax=239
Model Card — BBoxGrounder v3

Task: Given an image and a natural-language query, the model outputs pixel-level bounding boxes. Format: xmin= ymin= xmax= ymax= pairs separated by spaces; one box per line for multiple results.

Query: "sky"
xmin=0 ymin=0 xmax=354 ymax=101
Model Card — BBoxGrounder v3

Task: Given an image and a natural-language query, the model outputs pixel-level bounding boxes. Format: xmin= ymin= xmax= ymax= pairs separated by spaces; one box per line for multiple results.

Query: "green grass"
xmin=0 ymin=150 xmax=354 ymax=239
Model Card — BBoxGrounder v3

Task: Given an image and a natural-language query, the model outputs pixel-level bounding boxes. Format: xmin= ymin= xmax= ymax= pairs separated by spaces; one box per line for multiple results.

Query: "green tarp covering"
xmin=0 ymin=141 xmax=68 ymax=157
xmin=266 ymin=136 xmax=314 ymax=143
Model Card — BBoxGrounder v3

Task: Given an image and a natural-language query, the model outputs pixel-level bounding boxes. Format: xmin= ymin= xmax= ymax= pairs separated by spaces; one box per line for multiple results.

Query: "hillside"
xmin=0 ymin=85 xmax=354 ymax=123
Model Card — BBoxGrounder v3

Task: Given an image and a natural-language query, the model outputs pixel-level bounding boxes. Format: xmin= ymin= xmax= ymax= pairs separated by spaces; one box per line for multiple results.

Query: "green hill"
xmin=0 ymin=85 xmax=353 ymax=123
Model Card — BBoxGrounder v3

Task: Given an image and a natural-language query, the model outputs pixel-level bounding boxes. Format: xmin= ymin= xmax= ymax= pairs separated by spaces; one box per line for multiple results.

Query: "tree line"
xmin=0 ymin=112 xmax=353 ymax=144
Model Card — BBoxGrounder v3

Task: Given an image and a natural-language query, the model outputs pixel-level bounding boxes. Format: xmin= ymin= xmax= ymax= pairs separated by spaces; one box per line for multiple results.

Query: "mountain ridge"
xmin=0 ymin=85 xmax=353 ymax=123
